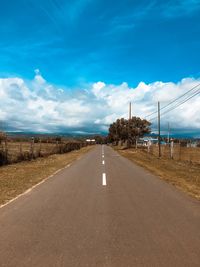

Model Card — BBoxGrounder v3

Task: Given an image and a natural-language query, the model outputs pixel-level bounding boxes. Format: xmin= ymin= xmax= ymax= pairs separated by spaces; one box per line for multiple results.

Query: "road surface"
xmin=0 ymin=145 xmax=200 ymax=266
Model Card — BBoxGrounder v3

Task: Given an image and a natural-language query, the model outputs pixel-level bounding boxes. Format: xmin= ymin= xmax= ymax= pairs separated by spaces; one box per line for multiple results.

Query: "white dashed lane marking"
xmin=102 ymin=173 xmax=107 ymax=186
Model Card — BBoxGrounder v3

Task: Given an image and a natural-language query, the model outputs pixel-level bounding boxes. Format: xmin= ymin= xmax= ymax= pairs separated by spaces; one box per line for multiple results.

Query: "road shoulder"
xmin=115 ymin=147 xmax=200 ymax=201
xmin=0 ymin=146 xmax=94 ymax=207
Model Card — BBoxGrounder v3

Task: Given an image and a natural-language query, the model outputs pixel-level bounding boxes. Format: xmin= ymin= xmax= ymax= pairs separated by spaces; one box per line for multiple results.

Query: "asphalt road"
xmin=0 ymin=145 xmax=200 ymax=267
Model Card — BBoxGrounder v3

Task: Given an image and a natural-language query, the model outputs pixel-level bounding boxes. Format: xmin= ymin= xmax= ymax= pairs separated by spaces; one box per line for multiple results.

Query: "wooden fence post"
xmin=179 ymin=141 xmax=181 ymax=161
xmin=30 ymin=137 xmax=34 ymax=159
xmin=39 ymin=139 xmax=42 ymax=156
xmin=170 ymin=140 xmax=174 ymax=159
xmin=4 ymin=135 xmax=8 ymax=163
xmin=147 ymin=140 xmax=150 ymax=154
xmin=19 ymin=141 xmax=23 ymax=158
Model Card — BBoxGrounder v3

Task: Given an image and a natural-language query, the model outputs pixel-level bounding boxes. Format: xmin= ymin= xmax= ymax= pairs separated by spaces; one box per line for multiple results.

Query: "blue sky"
xmin=1 ymin=0 xmax=200 ymax=86
xmin=0 ymin=0 xmax=200 ymax=135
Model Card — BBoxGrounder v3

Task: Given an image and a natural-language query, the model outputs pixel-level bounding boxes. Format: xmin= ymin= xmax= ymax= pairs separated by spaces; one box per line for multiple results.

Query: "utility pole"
xmin=129 ymin=102 xmax=132 ymax=120
xmin=158 ymin=101 xmax=161 ymax=157
xmin=128 ymin=102 xmax=132 ymax=148
xmin=168 ymin=122 xmax=170 ymax=144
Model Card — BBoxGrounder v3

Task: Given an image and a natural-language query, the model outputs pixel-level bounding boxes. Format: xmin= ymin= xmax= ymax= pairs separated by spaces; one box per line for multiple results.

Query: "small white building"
xmin=138 ymin=137 xmax=159 ymax=146
xmin=86 ymin=139 xmax=96 ymax=144
xmin=187 ymin=142 xmax=198 ymax=148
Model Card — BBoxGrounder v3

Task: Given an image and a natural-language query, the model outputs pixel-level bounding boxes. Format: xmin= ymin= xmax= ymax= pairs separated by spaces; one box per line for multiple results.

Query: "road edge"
xmin=0 ymin=147 xmax=94 ymax=209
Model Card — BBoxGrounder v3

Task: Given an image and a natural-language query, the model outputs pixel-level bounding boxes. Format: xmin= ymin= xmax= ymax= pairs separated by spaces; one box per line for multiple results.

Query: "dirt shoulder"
xmin=0 ymin=146 xmax=93 ymax=206
xmin=115 ymin=147 xmax=200 ymax=200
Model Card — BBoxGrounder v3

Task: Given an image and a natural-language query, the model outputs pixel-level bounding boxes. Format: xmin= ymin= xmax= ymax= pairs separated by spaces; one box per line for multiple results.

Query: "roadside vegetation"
xmin=0 ymin=146 xmax=93 ymax=206
xmin=108 ymin=116 xmax=151 ymax=146
xmin=108 ymin=116 xmax=200 ymax=200
xmin=115 ymin=147 xmax=200 ymax=200
xmin=0 ymin=133 xmax=88 ymax=166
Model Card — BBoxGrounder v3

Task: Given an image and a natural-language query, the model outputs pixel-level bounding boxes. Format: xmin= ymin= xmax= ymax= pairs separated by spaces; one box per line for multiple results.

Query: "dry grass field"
xmin=0 ymin=140 xmax=86 ymax=165
xmin=149 ymin=144 xmax=200 ymax=163
xmin=115 ymin=147 xmax=200 ymax=200
xmin=0 ymin=146 xmax=93 ymax=206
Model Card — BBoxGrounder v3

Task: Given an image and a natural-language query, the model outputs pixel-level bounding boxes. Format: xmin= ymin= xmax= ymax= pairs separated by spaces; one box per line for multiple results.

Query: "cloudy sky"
xmin=0 ymin=0 xmax=200 ymax=136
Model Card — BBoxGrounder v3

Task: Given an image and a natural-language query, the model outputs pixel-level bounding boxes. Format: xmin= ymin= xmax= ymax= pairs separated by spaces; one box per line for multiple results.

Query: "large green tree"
xmin=108 ymin=116 xmax=151 ymax=144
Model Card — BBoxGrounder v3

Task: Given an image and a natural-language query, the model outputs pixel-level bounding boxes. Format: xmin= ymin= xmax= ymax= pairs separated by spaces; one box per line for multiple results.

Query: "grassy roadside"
xmin=115 ymin=147 xmax=200 ymax=200
xmin=0 ymin=146 xmax=94 ymax=206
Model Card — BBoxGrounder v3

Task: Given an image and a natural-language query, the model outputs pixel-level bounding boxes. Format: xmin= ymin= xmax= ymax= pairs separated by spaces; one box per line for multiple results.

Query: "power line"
xmin=160 ymin=88 xmax=200 ymax=117
xmin=148 ymin=87 xmax=200 ymax=122
xmin=145 ymin=82 xmax=200 ymax=118
xmin=160 ymin=83 xmax=200 ymax=110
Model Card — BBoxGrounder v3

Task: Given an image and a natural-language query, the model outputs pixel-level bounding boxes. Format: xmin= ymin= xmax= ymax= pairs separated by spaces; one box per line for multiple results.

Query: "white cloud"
xmin=92 ymin=81 xmax=106 ymax=96
xmin=0 ymin=71 xmax=199 ymax=136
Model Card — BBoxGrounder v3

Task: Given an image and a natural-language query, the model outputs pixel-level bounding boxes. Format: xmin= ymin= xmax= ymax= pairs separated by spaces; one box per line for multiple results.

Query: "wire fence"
xmin=117 ymin=139 xmax=200 ymax=164
xmin=142 ymin=143 xmax=200 ymax=164
xmin=0 ymin=139 xmax=88 ymax=166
